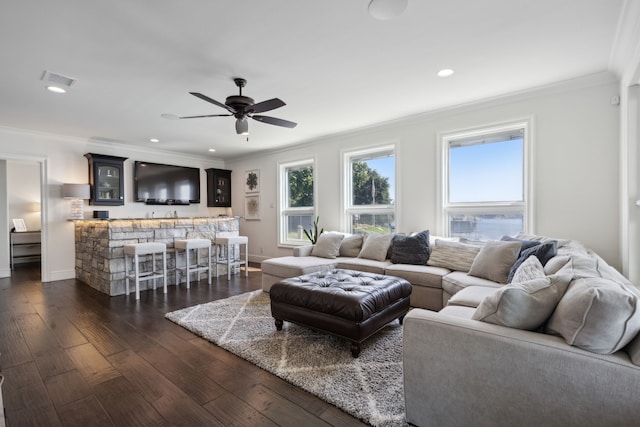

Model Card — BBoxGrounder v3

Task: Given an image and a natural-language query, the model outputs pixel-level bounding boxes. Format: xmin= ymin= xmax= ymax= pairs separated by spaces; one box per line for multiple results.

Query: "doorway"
xmin=1 ymin=156 xmax=45 ymax=280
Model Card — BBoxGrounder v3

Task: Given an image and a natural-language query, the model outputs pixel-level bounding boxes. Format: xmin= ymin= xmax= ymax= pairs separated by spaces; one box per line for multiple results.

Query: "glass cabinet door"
xmin=85 ymin=153 xmax=128 ymax=206
xmin=97 ymin=165 xmax=121 ymax=202
xmin=206 ymin=168 xmax=232 ymax=207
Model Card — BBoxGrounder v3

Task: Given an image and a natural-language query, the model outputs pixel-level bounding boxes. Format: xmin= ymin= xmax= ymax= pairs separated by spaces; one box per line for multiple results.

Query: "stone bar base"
xmin=74 ymin=217 xmax=240 ymax=296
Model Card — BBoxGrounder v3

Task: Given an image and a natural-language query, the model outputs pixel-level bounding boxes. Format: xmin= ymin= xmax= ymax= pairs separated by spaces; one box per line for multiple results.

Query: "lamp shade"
xmin=368 ymin=0 xmax=408 ymax=20
xmin=63 ymin=183 xmax=90 ymax=199
xmin=235 ymin=117 xmax=249 ymax=135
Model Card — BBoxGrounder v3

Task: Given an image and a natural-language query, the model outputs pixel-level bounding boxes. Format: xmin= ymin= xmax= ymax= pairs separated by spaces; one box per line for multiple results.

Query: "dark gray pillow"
xmin=507 ymin=240 xmax=558 ymax=283
xmin=390 ymin=230 xmax=430 ymax=265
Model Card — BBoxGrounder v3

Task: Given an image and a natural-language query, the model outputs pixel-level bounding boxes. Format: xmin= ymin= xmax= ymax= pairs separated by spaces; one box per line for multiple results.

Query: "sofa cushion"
xmin=546 ymin=278 xmax=640 ymax=354
xmin=339 ymin=234 xmax=364 ymax=257
xmin=468 ymin=240 xmax=521 ymax=284
xmin=336 ymin=257 xmax=391 ymax=274
xmin=427 ymin=239 xmax=482 ymax=272
xmin=507 ymin=240 xmax=558 ymax=283
xmin=384 ymin=263 xmax=449 ymax=288
xmin=447 ymin=286 xmax=498 ymax=308
xmin=543 ymin=255 xmax=571 ymax=275
xmin=261 ymin=256 xmax=337 ymax=278
xmin=442 ymin=271 xmax=502 ymax=297
xmin=310 ymin=232 xmax=344 ymax=259
xmin=511 ymin=255 xmax=545 ymax=283
xmin=472 ymin=274 xmax=572 ymax=331
xmin=358 ymin=233 xmax=394 ymax=261
xmin=390 ymin=230 xmax=430 ymax=265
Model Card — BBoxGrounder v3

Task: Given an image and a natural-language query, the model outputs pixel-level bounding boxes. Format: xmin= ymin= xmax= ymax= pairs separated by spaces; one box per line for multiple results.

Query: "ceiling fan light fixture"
xmin=368 ymin=0 xmax=408 ymax=20
xmin=235 ymin=117 xmax=249 ymax=135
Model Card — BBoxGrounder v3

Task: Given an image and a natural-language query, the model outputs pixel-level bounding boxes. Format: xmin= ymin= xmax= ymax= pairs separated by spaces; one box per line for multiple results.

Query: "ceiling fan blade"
xmin=178 ymin=114 xmax=232 ymax=119
xmin=252 ymin=115 xmax=297 ymax=128
xmin=247 ymin=98 xmax=286 ymax=114
xmin=189 ymin=92 xmax=236 ymax=113
xmin=162 ymin=113 xmax=231 ymax=120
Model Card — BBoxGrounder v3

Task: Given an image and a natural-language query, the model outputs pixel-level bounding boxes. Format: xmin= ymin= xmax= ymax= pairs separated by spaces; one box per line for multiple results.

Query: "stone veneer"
xmin=75 ymin=217 xmax=240 ymax=296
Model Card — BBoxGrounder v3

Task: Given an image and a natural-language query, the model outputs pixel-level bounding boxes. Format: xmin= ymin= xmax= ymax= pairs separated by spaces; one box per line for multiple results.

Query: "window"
xmin=443 ymin=121 xmax=529 ymax=240
xmin=279 ymin=158 xmax=315 ymax=245
xmin=343 ymin=145 xmax=395 ymax=234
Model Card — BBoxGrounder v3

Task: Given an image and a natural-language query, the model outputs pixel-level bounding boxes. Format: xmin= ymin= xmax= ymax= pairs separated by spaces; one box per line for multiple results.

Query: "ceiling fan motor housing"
xmin=226 ymin=95 xmax=255 ymax=116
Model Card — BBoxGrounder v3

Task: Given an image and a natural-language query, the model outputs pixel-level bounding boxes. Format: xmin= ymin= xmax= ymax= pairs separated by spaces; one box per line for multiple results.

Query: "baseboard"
xmin=248 ymin=255 xmax=270 ymax=265
xmin=47 ymin=269 xmax=76 ymax=282
xmin=0 ymin=268 xmax=10 ymax=278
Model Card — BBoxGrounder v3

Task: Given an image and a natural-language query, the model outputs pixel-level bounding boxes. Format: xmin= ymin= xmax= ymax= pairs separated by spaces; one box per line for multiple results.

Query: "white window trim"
xmin=277 ymin=157 xmax=316 ymax=247
xmin=438 ymin=118 xmax=533 ymax=237
xmin=341 ymin=144 xmax=397 ymax=233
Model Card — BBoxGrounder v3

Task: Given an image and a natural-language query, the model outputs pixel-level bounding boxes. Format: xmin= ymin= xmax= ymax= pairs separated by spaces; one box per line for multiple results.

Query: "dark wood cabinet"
xmin=85 ymin=153 xmax=128 ymax=206
xmin=206 ymin=168 xmax=232 ymax=207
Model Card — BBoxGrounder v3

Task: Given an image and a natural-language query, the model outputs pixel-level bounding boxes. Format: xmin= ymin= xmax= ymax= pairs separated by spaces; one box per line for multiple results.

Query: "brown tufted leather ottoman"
xmin=270 ymin=269 xmax=412 ymax=357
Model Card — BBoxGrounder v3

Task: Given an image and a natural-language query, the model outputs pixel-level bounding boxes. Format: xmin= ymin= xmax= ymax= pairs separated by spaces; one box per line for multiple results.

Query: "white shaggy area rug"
xmin=165 ymin=290 xmax=406 ymax=426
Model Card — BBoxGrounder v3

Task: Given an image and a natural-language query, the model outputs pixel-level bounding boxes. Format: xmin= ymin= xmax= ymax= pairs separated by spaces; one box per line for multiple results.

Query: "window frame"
xmin=278 ymin=157 xmax=316 ymax=247
xmin=440 ymin=119 xmax=532 ymax=239
xmin=342 ymin=144 xmax=396 ymax=234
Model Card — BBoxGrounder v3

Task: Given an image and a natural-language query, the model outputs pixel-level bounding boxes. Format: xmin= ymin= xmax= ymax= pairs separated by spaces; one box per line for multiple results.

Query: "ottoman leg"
xmin=350 ymin=342 xmax=361 ymax=358
xmin=275 ymin=318 xmax=284 ymax=331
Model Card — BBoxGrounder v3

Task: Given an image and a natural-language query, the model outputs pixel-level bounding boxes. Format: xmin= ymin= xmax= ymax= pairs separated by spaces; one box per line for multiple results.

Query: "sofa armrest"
xmin=293 ymin=245 xmax=314 ymax=257
xmin=403 ymin=308 xmax=640 ymax=427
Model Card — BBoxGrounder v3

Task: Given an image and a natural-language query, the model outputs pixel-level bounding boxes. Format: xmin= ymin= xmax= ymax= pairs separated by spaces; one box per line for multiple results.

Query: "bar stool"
xmin=175 ymin=238 xmax=212 ymax=288
xmin=124 ymin=242 xmax=167 ymax=300
xmin=214 ymin=236 xmax=249 ymax=280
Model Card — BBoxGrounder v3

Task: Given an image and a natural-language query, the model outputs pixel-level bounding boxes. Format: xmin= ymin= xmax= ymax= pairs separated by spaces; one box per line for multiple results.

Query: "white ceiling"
xmin=0 ymin=0 xmax=628 ymax=159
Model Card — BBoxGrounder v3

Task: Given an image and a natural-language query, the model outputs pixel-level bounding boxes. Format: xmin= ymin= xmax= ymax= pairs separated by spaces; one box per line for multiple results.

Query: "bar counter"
xmin=74 ymin=217 xmax=240 ymax=296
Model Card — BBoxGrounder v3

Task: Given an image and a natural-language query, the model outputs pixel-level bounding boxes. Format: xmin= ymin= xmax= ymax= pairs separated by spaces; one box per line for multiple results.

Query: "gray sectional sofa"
xmin=262 ymin=231 xmax=640 ymax=426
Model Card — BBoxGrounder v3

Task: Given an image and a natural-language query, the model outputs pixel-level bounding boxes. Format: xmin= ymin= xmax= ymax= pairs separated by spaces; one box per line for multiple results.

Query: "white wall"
xmin=227 ymin=72 xmax=623 ymax=270
xmin=0 ymin=129 xmax=225 ymax=282
xmin=0 ymin=160 xmax=9 ymax=277
xmin=7 ymin=160 xmax=41 ymax=231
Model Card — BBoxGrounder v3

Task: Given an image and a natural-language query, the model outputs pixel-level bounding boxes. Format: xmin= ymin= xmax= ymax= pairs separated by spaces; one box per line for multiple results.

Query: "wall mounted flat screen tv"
xmin=134 ymin=161 xmax=200 ymax=204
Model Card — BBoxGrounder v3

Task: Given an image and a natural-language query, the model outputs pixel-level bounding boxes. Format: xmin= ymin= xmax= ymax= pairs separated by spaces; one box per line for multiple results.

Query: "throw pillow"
xmin=357 ymin=233 xmax=394 ymax=261
xmin=390 ymin=230 xmax=430 ymax=265
xmin=310 ymin=232 xmax=344 ymax=259
xmin=507 ymin=240 xmax=558 ymax=283
xmin=500 ymin=235 xmax=540 ymax=251
xmin=427 ymin=239 xmax=482 ymax=272
xmin=339 ymin=234 xmax=363 ymax=257
xmin=511 ymin=255 xmax=545 ymax=283
xmin=468 ymin=240 xmax=521 ymax=284
xmin=546 ymin=278 xmax=640 ymax=354
xmin=472 ymin=274 xmax=572 ymax=330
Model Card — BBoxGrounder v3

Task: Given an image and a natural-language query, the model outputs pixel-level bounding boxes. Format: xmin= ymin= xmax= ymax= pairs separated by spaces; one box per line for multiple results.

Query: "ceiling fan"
xmin=162 ymin=78 xmax=297 ymax=135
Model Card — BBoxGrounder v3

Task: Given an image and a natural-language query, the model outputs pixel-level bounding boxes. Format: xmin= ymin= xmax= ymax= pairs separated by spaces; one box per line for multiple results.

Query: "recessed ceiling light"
xmin=208 ymin=148 xmax=216 ymax=152
xmin=149 ymin=138 xmax=159 ymax=143
xmin=437 ymin=69 xmax=454 ymax=78
xmin=46 ymin=86 xmax=66 ymax=94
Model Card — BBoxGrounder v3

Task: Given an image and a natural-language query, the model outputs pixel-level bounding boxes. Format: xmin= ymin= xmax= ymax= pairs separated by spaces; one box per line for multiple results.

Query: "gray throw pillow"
xmin=310 ymin=232 xmax=344 ymax=259
xmin=339 ymin=234 xmax=364 ymax=257
xmin=546 ymin=277 xmax=640 ymax=354
xmin=472 ymin=274 xmax=572 ymax=330
xmin=468 ymin=240 xmax=521 ymax=284
xmin=390 ymin=230 xmax=430 ymax=265
xmin=357 ymin=233 xmax=394 ymax=261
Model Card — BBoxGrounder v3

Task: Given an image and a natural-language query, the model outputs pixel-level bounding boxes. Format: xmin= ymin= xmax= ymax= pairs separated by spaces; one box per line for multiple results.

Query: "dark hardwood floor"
xmin=0 ymin=263 xmax=367 ymax=426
